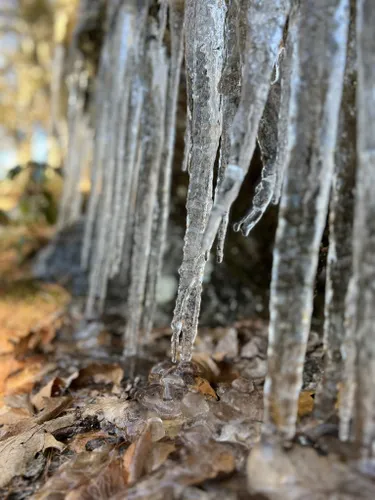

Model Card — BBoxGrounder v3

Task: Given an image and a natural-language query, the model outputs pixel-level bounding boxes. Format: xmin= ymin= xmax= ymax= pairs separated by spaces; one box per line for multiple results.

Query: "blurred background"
xmin=0 ymin=0 xmax=79 ymax=225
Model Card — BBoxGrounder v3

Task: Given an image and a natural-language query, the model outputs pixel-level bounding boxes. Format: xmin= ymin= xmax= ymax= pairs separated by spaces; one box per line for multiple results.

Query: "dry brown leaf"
xmin=31 ymin=376 xmax=67 ymax=411
xmin=0 ymin=282 xmax=70 ymax=356
xmin=68 ymin=430 xmax=109 ymax=454
xmin=189 ymin=376 xmax=218 ymax=400
xmin=4 ymin=358 xmax=56 ymax=397
xmin=66 ymin=459 xmax=126 ymax=500
xmin=34 ymin=448 xmax=125 ymax=500
xmin=123 ymin=425 xmax=153 ymax=484
xmin=0 ymin=401 xmax=74 ymax=488
xmin=0 ymin=425 xmax=65 ymax=488
xmin=0 ymin=355 xmax=25 ymax=400
xmin=72 ymin=363 xmax=124 ymax=388
xmin=297 ymin=391 xmax=315 ymax=419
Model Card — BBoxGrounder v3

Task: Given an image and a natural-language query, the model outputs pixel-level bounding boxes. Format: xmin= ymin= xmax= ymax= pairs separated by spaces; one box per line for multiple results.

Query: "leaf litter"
xmin=0 ymin=284 xmax=373 ymax=498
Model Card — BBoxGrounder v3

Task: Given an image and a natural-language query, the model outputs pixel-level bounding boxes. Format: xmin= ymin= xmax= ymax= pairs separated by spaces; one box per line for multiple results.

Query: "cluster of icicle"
xmin=60 ymin=0 xmax=185 ymax=358
xmin=59 ymin=0 xmax=375 ymax=451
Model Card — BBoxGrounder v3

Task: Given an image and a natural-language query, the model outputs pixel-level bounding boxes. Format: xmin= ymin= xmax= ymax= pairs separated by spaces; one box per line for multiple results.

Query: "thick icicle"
xmin=202 ymin=0 xmax=291 ymax=254
xmin=112 ymin=3 xmax=150 ymax=283
xmin=171 ymin=0 xmax=226 ymax=362
xmin=314 ymin=3 xmax=357 ymax=423
xmin=143 ymin=0 xmax=185 ymax=337
xmin=350 ymin=0 xmax=375 ymax=454
xmin=107 ymin=1 xmax=141 ymax=278
xmin=81 ymin=32 xmax=110 ymax=271
xmin=263 ymin=0 xmax=349 ymax=440
xmin=85 ymin=7 xmax=118 ymax=316
xmin=124 ymin=32 xmax=169 ymax=357
xmin=233 ymin=60 xmax=282 ymax=237
xmin=215 ymin=0 xmax=242 ymax=262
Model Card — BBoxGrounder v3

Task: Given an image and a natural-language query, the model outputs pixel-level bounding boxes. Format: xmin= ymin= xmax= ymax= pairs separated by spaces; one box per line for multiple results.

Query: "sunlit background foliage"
xmin=0 ymin=0 xmax=78 ymax=223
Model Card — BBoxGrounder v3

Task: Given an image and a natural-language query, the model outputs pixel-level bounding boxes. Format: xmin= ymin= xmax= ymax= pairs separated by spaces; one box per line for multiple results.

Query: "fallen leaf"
xmin=31 ymin=376 xmax=66 ymax=411
xmin=69 ymin=430 xmax=109 ymax=454
xmin=66 ymin=459 xmax=126 ymax=500
xmin=34 ymin=448 xmax=125 ymax=500
xmin=4 ymin=359 xmax=56 ymax=398
xmin=72 ymin=363 xmax=124 ymax=388
xmin=0 ymin=402 xmax=74 ymax=488
xmin=123 ymin=424 xmax=153 ymax=484
xmin=189 ymin=376 xmax=218 ymax=400
xmin=298 ymin=391 xmax=315 ymax=419
xmin=0 ymin=282 xmax=70 ymax=356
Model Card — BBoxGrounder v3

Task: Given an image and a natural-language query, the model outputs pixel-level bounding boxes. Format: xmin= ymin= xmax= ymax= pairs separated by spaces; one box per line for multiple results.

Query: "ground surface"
xmin=1 ymin=226 xmax=375 ymax=500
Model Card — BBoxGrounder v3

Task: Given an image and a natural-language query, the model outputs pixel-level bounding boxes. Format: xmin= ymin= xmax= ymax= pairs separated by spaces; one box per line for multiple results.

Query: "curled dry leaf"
xmin=0 ymin=397 xmax=74 ymax=488
xmin=34 ymin=448 xmax=125 ymax=500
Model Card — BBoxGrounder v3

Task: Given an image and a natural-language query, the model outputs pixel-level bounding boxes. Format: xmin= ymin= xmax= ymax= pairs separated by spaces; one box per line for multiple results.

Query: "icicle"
xmin=110 ymin=4 xmax=149 ymax=279
xmin=202 ymin=0 xmax=291 ymax=255
xmin=124 ymin=25 xmax=169 ymax=357
xmin=81 ymin=40 xmax=109 ymax=271
xmin=143 ymin=0 xmax=185 ymax=337
xmin=85 ymin=14 xmax=118 ymax=317
xmin=262 ymin=0 xmax=349 ymax=441
xmin=350 ymin=0 xmax=375 ymax=454
xmin=57 ymin=59 xmax=88 ymax=230
xmin=233 ymin=57 xmax=282 ymax=237
xmin=215 ymin=0 xmax=242 ymax=262
xmin=107 ymin=2 xmax=140 ymax=279
xmin=314 ymin=2 xmax=357 ymax=423
xmin=170 ymin=0 xmax=226 ymax=363
xmin=339 ymin=276 xmax=358 ymax=441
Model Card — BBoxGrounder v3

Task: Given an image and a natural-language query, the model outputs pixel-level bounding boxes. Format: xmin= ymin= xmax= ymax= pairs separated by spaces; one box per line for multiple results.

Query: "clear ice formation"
xmin=263 ymin=0 xmax=349 ymax=440
xmin=202 ymin=0 xmax=292 ymax=255
xmin=314 ymin=2 xmax=357 ymax=426
xmin=59 ymin=0 xmax=375 ymax=446
xmin=171 ymin=0 xmax=226 ymax=362
xmin=350 ymin=0 xmax=375 ymax=454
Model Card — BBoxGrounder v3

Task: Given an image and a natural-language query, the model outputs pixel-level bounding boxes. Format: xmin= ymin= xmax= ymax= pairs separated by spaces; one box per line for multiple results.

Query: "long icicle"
xmin=350 ymin=0 xmax=375 ymax=455
xmin=81 ymin=26 xmax=110 ymax=271
xmin=143 ymin=0 xmax=185 ymax=337
xmin=85 ymin=5 xmax=118 ymax=317
xmin=124 ymin=19 xmax=169 ymax=357
xmin=110 ymin=0 xmax=149 ymax=278
xmin=263 ymin=0 xmax=349 ymax=441
xmin=215 ymin=0 xmax=242 ymax=262
xmin=171 ymin=0 xmax=226 ymax=362
xmin=314 ymin=0 xmax=357 ymax=424
xmin=202 ymin=0 xmax=291 ymax=255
